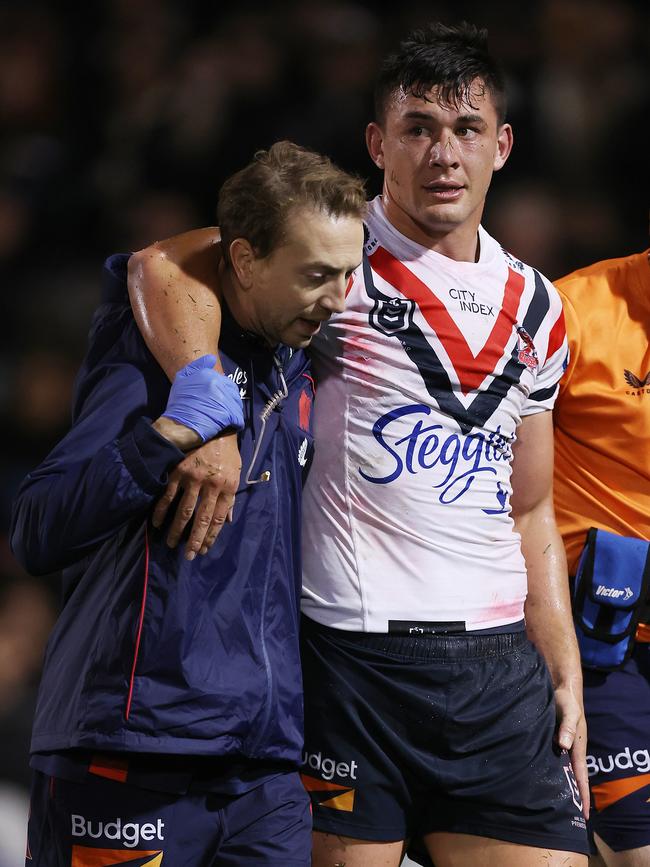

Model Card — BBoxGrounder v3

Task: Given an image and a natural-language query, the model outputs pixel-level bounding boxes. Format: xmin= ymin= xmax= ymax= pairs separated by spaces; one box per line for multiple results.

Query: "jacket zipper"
xmin=244 ymin=353 xmax=288 ymax=485
xmin=245 ymin=353 xmax=288 ymax=751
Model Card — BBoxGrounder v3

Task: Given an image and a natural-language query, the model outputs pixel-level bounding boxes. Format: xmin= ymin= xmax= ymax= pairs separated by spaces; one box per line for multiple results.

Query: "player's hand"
xmin=151 ymin=433 xmax=242 ymax=559
xmin=554 ymin=683 xmax=590 ymax=819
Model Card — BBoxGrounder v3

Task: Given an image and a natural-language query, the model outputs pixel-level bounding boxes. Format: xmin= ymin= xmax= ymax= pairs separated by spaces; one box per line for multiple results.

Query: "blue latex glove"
xmin=162 ymin=355 xmax=244 ymax=442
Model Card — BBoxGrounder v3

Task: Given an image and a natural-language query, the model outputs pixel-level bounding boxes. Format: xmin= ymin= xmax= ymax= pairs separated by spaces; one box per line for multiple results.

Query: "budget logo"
xmin=71 ymin=846 xmax=163 ymax=866
xmin=70 ymin=815 xmax=165 ymax=865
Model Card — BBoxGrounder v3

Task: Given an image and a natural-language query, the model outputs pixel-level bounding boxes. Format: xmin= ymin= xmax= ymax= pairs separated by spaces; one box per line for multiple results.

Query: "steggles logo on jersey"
xmin=358 ymin=403 xmax=512 ymax=506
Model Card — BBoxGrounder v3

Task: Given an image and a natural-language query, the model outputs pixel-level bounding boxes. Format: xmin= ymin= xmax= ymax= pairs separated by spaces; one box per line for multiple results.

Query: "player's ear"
xmin=493 ymin=123 xmax=513 ymax=172
xmin=229 ymin=238 xmax=256 ymax=289
xmin=366 ymin=122 xmax=385 ymax=170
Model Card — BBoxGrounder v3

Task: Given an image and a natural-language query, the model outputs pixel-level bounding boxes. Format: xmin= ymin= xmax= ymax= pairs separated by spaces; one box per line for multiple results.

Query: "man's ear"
xmin=493 ymin=123 xmax=514 ymax=172
xmin=366 ymin=122 xmax=385 ymax=170
xmin=229 ymin=238 xmax=256 ymax=289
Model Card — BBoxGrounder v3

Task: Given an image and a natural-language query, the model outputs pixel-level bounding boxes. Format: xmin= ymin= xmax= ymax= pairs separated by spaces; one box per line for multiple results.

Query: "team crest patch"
xmin=369 ymin=297 xmax=415 ymax=335
xmin=515 ymin=326 xmax=538 ymax=369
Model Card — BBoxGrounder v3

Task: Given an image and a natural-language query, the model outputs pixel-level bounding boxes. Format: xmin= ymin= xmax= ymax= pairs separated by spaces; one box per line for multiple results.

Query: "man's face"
xmin=249 ymin=207 xmax=364 ymax=348
xmin=366 ymin=79 xmax=512 ymax=257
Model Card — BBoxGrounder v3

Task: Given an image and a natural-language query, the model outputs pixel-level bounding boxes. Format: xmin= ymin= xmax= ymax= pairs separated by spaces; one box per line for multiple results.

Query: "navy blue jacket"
xmin=11 ymin=255 xmax=314 ymax=763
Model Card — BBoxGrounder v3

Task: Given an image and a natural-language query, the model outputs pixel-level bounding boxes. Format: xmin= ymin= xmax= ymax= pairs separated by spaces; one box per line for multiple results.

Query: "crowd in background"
xmin=0 ymin=0 xmax=648 ymax=862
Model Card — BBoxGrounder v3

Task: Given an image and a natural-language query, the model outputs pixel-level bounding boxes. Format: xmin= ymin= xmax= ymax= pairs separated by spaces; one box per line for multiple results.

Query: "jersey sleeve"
xmin=553 ymin=281 xmax=582 ymax=403
xmin=521 ymin=274 xmax=570 ymax=416
xmin=10 ymin=298 xmax=184 ymax=576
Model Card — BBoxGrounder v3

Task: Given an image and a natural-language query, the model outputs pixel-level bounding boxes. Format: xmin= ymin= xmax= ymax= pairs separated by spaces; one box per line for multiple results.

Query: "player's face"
xmin=366 ymin=80 xmax=512 ymax=259
xmin=249 ymin=207 xmax=364 ymax=349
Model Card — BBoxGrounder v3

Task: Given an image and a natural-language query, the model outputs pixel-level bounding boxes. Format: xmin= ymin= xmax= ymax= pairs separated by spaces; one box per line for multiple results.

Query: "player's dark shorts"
xmin=26 ymin=767 xmax=311 ymax=866
xmin=583 ymin=644 xmax=650 ymax=852
xmin=300 ymin=615 xmax=589 ymax=856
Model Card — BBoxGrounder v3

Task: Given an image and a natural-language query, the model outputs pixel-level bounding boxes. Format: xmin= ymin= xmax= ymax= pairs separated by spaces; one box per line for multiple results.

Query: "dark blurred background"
xmin=0 ymin=0 xmax=648 ymax=861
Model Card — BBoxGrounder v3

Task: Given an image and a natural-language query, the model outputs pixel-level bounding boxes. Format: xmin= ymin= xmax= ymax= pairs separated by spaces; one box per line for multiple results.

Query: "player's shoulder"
xmin=493 ymin=239 xmax=562 ymax=308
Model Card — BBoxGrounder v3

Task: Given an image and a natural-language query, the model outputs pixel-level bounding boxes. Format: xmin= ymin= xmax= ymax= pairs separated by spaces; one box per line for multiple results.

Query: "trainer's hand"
xmin=152 ymin=433 xmax=242 ymax=559
xmin=554 ymin=683 xmax=590 ymax=819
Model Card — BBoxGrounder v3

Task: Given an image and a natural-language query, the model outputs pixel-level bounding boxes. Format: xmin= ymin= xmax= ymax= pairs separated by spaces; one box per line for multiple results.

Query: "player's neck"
xmin=380 ymin=196 xmax=482 ymax=263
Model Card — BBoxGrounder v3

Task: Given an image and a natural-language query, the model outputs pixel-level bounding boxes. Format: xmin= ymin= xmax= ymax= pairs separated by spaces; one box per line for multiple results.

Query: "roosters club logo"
xmin=515 ymin=326 xmax=538 ymax=370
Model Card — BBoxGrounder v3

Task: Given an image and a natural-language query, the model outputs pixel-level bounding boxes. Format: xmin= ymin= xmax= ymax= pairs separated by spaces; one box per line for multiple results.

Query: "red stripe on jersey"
xmin=345 ymin=275 xmax=354 ymax=298
xmin=369 ymin=246 xmax=525 ymax=394
xmin=546 ymin=308 xmax=566 ymax=359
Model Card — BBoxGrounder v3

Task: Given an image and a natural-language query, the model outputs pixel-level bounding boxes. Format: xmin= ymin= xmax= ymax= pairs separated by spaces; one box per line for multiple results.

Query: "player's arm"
xmin=128 ymin=231 xmax=241 ymax=558
xmin=128 ymin=228 xmax=224 ymax=377
xmin=511 ymin=410 xmax=589 ymax=818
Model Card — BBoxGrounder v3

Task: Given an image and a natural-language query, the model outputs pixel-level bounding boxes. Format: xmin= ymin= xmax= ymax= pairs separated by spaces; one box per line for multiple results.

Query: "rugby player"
xmin=128 ymin=22 xmax=590 ymax=867
xmin=554 ymin=242 xmax=650 ymax=867
xmin=10 ymin=142 xmax=365 ymax=866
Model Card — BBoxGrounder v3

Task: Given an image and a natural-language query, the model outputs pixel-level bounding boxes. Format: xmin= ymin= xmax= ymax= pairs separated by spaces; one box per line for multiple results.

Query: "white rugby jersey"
xmin=301 ymin=196 xmax=568 ymax=633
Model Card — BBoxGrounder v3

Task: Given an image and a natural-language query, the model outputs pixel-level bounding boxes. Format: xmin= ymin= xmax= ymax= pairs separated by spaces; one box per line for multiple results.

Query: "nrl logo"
xmin=563 ymin=763 xmax=583 ymax=812
xmin=369 ymin=297 xmax=415 ymax=336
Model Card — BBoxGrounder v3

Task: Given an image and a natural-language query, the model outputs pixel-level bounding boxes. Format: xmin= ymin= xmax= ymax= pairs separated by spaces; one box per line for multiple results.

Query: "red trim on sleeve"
xmin=546 ymin=308 xmax=566 ymax=359
xmin=125 ymin=526 xmax=150 ymax=721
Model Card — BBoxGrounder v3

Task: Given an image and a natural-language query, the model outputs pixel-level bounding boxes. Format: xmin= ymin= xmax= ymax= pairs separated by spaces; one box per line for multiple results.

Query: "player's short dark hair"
xmin=374 ymin=22 xmax=507 ymax=126
xmin=217 ymin=140 xmax=367 ymax=263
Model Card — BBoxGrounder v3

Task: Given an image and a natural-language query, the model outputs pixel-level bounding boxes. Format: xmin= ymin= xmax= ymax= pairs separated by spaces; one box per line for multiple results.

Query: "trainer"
xmin=11 ymin=141 xmax=365 ymax=866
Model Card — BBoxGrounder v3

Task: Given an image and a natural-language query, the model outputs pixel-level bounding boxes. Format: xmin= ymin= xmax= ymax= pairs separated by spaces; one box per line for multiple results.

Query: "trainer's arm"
xmin=10 ymin=361 xmax=185 ymax=575
xmin=128 ymin=231 xmax=242 ymax=557
xmin=10 ymin=348 xmax=243 ymax=575
xmin=511 ymin=410 xmax=589 ymax=818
